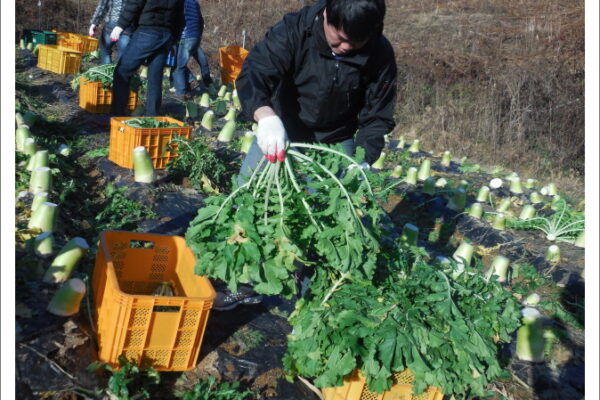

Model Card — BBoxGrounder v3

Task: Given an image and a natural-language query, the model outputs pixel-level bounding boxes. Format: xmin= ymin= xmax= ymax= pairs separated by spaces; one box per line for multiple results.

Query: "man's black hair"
xmin=325 ymin=0 xmax=386 ymax=43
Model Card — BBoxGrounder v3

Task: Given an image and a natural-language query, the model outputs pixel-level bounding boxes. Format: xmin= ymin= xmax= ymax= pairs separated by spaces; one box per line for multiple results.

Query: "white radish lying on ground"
xmin=47 ymin=278 xmax=87 ymax=316
xmin=43 ymin=237 xmax=90 ymax=283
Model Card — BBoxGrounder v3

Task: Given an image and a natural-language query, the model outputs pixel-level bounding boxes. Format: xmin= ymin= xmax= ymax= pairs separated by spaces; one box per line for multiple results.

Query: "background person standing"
xmin=110 ymin=0 xmax=185 ymax=116
xmin=88 ymin=0 xmax=134 ymax=65
xmin=172 ymin=0 xmax=213 ymax=98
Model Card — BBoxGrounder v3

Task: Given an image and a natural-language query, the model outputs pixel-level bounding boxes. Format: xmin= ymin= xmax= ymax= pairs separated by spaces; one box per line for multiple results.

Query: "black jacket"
xmin=235 ymin=0 xmax=397 ymax=164
xmin=118 ymin=0 xmax=184 ymax=37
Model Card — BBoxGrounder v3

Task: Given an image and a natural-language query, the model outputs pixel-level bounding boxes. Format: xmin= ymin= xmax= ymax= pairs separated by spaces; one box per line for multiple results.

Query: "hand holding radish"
xmin=88 ymin=24 xmax=96 ymax=37
xmin=110 ymin=26 xmax=123 ymax=42
xmin=256 ymin=115 xmax=288 ymax=162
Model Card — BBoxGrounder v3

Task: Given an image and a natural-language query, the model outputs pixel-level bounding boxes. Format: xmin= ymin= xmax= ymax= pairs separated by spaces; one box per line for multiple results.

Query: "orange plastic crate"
xmin=55 ymin=31 xmax=99 ymax=53
xmin=322 ymin=369 xmax=444 ymax=400
xmin=58 ymin=36 xmax=85 ymax=53
xmin=108 ymin=116 xmax=191 ymax=170
xmin=218 ymin=46 xmax=249 ymax=86
xmin=37 ymin=44 xmax=81 ymax=74
xmin=79 ymin=77 xmax=137 ymax=114
xmin=92 ymin=231 xmax=215 ymax=371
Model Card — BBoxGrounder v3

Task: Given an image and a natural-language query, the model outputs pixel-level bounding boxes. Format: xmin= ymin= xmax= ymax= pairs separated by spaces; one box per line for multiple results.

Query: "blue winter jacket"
xmin=181 ymin=0 xmax=204 ymax=39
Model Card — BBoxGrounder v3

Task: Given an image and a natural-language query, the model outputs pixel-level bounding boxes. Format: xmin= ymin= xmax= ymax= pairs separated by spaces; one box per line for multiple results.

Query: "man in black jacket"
xmin=215 ymin=0 xmax=396 ymax=311
xmin=236 ymin=0 xmax=396 ymax=180
xmin=110 ymin=0 xmax=184 ymax=116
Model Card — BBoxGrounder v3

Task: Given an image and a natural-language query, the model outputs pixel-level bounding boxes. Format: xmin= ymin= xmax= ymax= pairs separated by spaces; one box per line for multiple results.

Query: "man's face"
xmin=323 ymin=10 xmax=369 ymax=56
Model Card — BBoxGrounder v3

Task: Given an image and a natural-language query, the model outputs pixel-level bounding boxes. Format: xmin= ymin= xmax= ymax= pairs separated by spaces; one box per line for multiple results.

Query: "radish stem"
xmin=274 ymin=162 xmax=285 ymax=227
xmin=290 ymin=143 xmax=373 ymax=195
xmin=284 ymin=158 xmax=322 ymax=231
xmin=263 ymin=163 xmax=276 ymax=226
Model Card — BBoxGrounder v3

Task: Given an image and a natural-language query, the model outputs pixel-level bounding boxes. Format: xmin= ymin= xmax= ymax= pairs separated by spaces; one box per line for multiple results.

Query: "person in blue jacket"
xmin=172 ymin=0 xmax=213 ymax=98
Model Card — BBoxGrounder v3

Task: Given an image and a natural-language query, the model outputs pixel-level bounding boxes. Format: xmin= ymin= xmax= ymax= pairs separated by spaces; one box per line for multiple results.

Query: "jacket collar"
xmin=310 ymin=4 xmax=372 ymax=67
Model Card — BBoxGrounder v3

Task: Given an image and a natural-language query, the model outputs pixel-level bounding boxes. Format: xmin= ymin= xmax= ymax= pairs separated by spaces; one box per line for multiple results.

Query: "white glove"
xmin=110 ymin=26 xmax=123 ymax=42
xmin=256 ymin=115 xmax=288 ymax=163
xmin=88 ymin=24 xmax=96 ymax=37
xmin=347 ymin=162 xmax=370 ymax=170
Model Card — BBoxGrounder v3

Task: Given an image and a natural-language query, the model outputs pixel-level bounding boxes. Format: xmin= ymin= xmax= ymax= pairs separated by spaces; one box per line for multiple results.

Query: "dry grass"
xmin=385 ymin=0 xmax=584 ymax=200
xmin=15 ymin=0 xmax=98 ymax=35
xmin=15 ymin=0 xmax=584 ymax=199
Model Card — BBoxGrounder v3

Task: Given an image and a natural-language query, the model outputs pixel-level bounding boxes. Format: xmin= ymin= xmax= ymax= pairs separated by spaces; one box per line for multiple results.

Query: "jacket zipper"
xmin=333 ymin=61 xmax=353 ymax=108
xmin=333 ymin=61 xmax=339 ymax=83
xmin=329 ymin=60 xmax=339 ymax=99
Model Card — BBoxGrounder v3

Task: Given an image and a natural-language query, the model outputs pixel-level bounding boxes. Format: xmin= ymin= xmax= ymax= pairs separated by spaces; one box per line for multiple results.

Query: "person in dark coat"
xmin=215 ymin=0 xmax=396 ymax=311
xmin=110 ymin=0 xmax=185 ymax=116
xmin=236 ymin=0 xmax=396 ymax=181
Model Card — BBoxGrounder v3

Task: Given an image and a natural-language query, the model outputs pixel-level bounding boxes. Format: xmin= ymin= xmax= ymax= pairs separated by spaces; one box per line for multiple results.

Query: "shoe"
xmin=212 ymin=285 xmax=263 ymax=311
xmin=202 ymin=76 xmax=213 ymax=86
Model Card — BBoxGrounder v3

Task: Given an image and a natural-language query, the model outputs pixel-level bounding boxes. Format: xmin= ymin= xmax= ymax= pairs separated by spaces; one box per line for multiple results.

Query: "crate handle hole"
xmin=130 ymin=240 xmax=154 ymax=249
xmin=153 ymin=305 xmax=181 ymax=313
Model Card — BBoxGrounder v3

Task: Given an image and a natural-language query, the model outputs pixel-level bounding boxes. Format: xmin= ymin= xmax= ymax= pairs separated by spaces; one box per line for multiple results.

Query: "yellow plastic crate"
xmin=37 ymin=45 xmax=81 ymax=74
xmin=92 ymin=231 xmax=215 ymax=371
xmin=322 ymin=370 xmax=444 ymax=400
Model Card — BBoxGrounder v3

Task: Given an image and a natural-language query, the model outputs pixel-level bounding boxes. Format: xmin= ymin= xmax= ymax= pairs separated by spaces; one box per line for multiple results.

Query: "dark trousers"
xmin=172 ymin=36 xmax=212 ymax=94
xmin=111 ymin=27 xmax=173 ymax=116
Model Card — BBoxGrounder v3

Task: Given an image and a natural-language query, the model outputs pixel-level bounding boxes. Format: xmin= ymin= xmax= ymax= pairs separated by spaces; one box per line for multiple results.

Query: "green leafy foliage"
xmin=94 ymin=184 xmax=157 ymax=232
xmin=458 ymin=163 xmax=481 ymax=173
xmin=83 ymin=146 xmax=109 ymax=158
xmin=71 ymin=63 xmax=142 ymax=92
xmin=506 ymin=198 xmax=584 ymax=242
xmin=26 ymin=115 xmax=81 ymax=145
xmin=540 ymin=299 xmax=584 ymax=330
xmin=165 ymin=135 xmax=230 ymax=191
xmin=175 ymin=376 xmax=255 ymax=400
xmin=284 ymin=261 xmax=521 ymax=396
xmin=124 ymin=117 xmax=181 ymax=129
xmin=510 ymin=263 xmax=547 ymax=296
xmin=229 ymin=326 xmax=265 ymax=353
xmin=88 ymin=355 xmax=160 ymax=400
xmin=511 ymin=263 xmax=583 ymax=329
xmin=71 ymin=64 xmax=117 ymax=91
xmin=185 ymin=144 xmax=384 ymax=297
xmin=15 ymin=153 xmax=32 ymax=192
xmin=185 ymin=143 xmax=523 ymax=398
xmin=384 ymin=149 xmax=413 ymax=170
